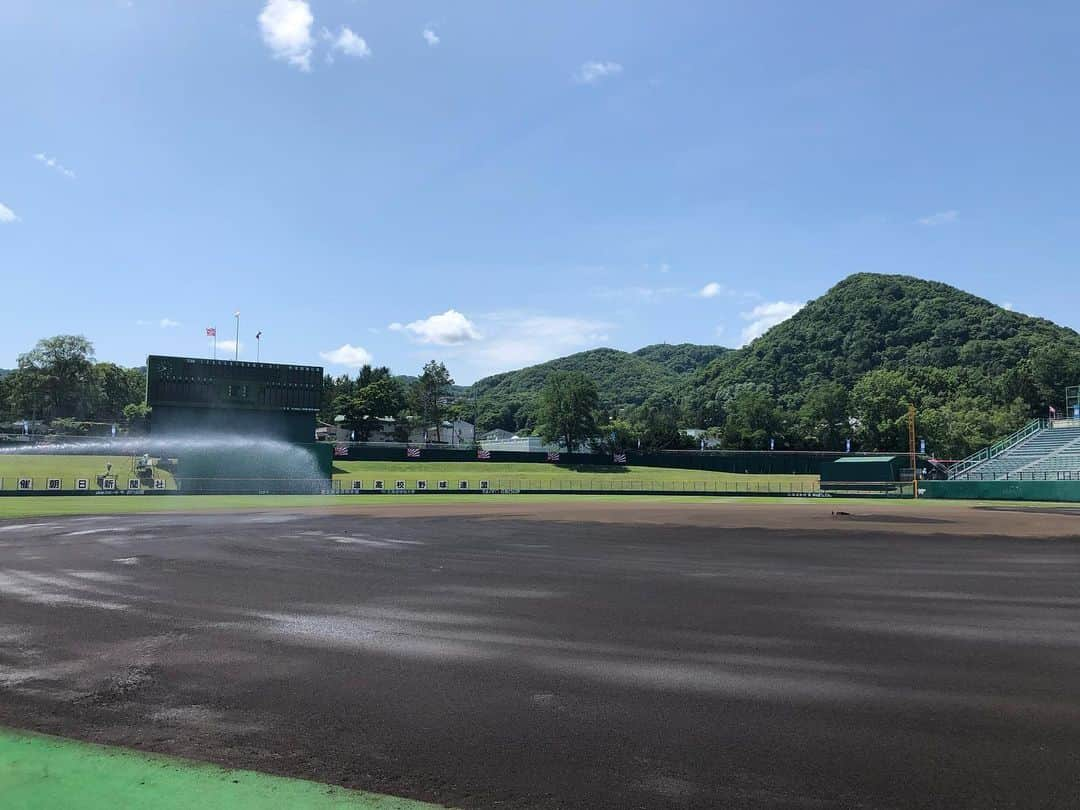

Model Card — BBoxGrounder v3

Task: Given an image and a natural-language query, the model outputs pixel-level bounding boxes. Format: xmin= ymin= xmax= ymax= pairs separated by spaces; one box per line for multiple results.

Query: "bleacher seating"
xmin=953 ymin=426 xmax=1080 ymax=480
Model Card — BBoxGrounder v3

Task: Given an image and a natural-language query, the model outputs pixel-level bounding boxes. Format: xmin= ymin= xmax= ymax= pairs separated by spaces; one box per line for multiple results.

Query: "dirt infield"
xmin=1 ymin=501 xmax=1079 ymax=808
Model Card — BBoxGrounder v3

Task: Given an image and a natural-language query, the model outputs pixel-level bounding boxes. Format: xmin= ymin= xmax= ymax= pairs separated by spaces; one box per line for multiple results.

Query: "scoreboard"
xmin=146 ymin=356 xmax=322 ymax=413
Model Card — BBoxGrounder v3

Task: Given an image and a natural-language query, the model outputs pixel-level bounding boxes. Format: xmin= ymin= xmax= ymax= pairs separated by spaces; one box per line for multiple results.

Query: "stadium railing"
xmin=947 ymin=419 xmax=1046 ymax=479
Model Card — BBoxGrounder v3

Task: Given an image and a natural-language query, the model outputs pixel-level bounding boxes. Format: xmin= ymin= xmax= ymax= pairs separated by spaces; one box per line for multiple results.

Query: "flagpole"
xmin=233 ymin=311 xmax=240 ymax=360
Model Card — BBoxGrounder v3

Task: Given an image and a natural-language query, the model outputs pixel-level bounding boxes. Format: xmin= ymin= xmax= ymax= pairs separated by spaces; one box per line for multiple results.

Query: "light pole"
xmin=256 ymin=331 xmax=262 ymax=362
xmin=233 ymin=311 xmax=240 ymax=360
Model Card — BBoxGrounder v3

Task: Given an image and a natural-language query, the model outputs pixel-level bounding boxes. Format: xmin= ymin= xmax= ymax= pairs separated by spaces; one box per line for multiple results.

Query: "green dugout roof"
xmin=820 ymin=455 xmax=903 ymax=483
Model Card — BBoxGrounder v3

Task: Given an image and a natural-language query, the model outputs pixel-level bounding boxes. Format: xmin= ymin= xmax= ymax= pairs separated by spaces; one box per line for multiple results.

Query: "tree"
xmin=14 ymin=335 xmax=96 ymax=420
xmin=536 ymin=371 xmax=598 ymax=452
xmin=850 ymin=369 xmax=920 ymax=451
xmin=633 ymin=394 xmax=690 ymax=450
xmin=593 ymin=418 xmax=639 ymax=454
xmin=411 ymin=361 xmax=454 ymax=442
xmin=335 ymin=376 xmax=406 ymax=441
xmin=722 ymin=389 xmax=786 ymax=449
xmin=91 ymin=363 xmax=146 ymax=422
xmin=797 ymin=382 xmax=850 ymax=450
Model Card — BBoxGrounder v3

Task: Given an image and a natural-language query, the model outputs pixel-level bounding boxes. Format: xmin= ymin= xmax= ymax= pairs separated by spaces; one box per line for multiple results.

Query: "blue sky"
xmin=2 ymin=1 xmax=1077 ymax=382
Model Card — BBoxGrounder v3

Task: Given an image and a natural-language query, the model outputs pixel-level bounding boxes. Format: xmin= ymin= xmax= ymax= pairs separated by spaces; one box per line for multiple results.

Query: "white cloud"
xmin=575 ymin=61 xmax=623 ymax=84
xmin=320 ymin=343 xmax=373 ymax=368
xmin=469 ymin=314 xmax=613 ymax=373
xmin=397 ymin=309 xmax=481 ymax=346
xmin=216 ymin=340 xmax=244 ymax=356
xmin=422 ymin=27 xmax=440 ymax=46
xmin=136 ymin=318 xmax=181 ymax=328
xmin=699 ymin=282 xmax=736 ymax=299
xmin=0 ymin=203 xmax=18 ymax=223
xmin=1002 ymin=301 xmax=1015 ymax=311
xmin=739 ymin=300 xmax=805 ymax=345
xmin=258 ymin=0 xmax=314 ymax=71
xmin=33 ymin=153 xmax=75 ymax=179
xmin=659 ymin=263 xmax=671 ymax=274
xmin=917 ymin=210 xmax=959 ymax=226
xmin=323 ymin=25 xmax=371 ymax=59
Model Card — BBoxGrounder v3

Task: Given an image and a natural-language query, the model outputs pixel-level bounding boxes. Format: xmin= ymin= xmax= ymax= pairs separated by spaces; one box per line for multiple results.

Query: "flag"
xmin=406 ymin=447 xmax=421 ymax=458
xmin=1049 ymin=406 xmax=1057 ymax=417
xmin=477 ymin=449 xmax=491 ymax=460
xmin=613 ymin=453 xmax=627 ymax=464
xmin=256 ymin=331 xmax=262 ymax=340
xmin=547 ymin=451 xmax=560 ymax=462
xmin=206 ymin=327 xmax=216 ymax=337
xmin=334 ymin=444 xmax=349 ymax=458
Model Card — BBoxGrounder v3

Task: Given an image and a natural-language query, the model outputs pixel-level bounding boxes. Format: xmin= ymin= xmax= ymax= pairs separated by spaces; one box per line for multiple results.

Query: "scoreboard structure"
xmin=146 ymin=355 xmax=323 ymax=444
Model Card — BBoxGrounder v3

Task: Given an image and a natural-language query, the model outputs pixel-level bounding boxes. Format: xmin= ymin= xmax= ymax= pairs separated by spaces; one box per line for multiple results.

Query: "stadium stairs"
xmin=949 ymin=421 xmax=1080 ymax=481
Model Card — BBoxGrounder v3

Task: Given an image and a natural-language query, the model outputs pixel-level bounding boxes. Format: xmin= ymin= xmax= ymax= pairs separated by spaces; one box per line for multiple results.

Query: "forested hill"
xmin=684 ymin=273 xmax=1080 ymax=413
xmin=671 ymin=273 xmax=1080 ymax=454
xmin=472 ymin=273 xmax=1080 ymax=455
xmin=471 ymin=345 xmax=722 ymax=429
xmin=632 ymin=343 xmax=730 ymax=374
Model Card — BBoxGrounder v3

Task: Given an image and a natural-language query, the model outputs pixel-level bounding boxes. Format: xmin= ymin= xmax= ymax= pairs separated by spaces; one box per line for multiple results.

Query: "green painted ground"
xmin=0 ymin=455 xmax=176 ymax=491
xmin=0 ymin=728 xmax=443 ymax=809
xmin=332 ymin=461 xmax=819 ymax=490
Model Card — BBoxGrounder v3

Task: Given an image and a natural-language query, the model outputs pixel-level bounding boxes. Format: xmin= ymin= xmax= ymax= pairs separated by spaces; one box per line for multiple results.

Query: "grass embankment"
xmin=0 ymin=455 xmax=176 ymax=491
xmin=0 ymin=455 xmax=814 ymax=493
xmin=0 ymin=727 xmax=442 ymax=809
xmin=332 ymin=461 xmax=818 ymax=491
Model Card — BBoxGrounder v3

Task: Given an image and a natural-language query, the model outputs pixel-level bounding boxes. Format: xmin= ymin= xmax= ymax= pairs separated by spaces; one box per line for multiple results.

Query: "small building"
xmin=410 ymin=420 xmax=475 ymax=447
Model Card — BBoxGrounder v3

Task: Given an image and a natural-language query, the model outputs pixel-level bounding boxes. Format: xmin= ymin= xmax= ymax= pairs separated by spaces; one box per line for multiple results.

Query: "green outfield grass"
xmin=0 ymin=455 xmax=813 ymax=493
xmin=0 ymin=727 xmax=442 ymax=809
xmin=0 ymin=454 xmax=176 ymax=491
xmin=332 ymin=461 xmax=819 ymax=490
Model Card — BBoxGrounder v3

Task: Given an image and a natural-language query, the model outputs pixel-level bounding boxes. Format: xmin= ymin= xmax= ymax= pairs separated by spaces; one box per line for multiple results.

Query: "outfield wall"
xmin=921 ymin=480 xmax=1080 ymax=503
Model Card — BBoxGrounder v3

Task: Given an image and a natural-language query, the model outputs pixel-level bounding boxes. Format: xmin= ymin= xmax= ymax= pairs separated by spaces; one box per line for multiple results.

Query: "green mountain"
xmin=632 ymin=343 xmax=731 ymax=375
xmin=685 ymin=273 xmax=1080 ymax=410
xmin=470 ymin=274 xmax=1080 ymax=455
xmin=471 ymin=346 xmax=711 ymax=430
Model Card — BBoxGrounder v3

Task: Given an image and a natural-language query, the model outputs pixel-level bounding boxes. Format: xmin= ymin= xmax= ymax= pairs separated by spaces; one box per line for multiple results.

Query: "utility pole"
xmin=908 ymin=403 xmax=918 ymax=500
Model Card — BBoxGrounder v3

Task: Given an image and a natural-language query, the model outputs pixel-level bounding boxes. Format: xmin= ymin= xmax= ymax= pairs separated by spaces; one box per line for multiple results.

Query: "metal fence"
xmin=948 ymin=470 xmax=1080 ymax=482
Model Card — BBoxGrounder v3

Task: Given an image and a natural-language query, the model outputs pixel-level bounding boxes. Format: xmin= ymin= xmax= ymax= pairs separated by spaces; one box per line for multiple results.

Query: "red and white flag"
xmin=477 ymin=449 xmax=491 ymax=459
xmin=613 ymin=453 xmax=627 ymax=464
xmin=546 ymin=451 xmax=560 ymax=462
xmin=406 ymin=447 xmax=421 ymax=458
xmin=206 ymin=327 xmax=217 ymax=337
xmin=334 ymin=444 xmax=349 ymax=458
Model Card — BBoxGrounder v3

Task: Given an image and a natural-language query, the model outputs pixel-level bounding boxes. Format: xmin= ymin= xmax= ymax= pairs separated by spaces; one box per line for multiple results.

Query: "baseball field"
xmin=3 ymin=497 xmax=1080 ymax=808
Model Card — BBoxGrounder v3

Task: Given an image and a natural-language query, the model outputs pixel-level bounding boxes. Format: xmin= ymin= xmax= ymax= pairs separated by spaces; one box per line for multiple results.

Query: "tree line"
xmin=0 ymin=336 xmax=147 ymax=431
